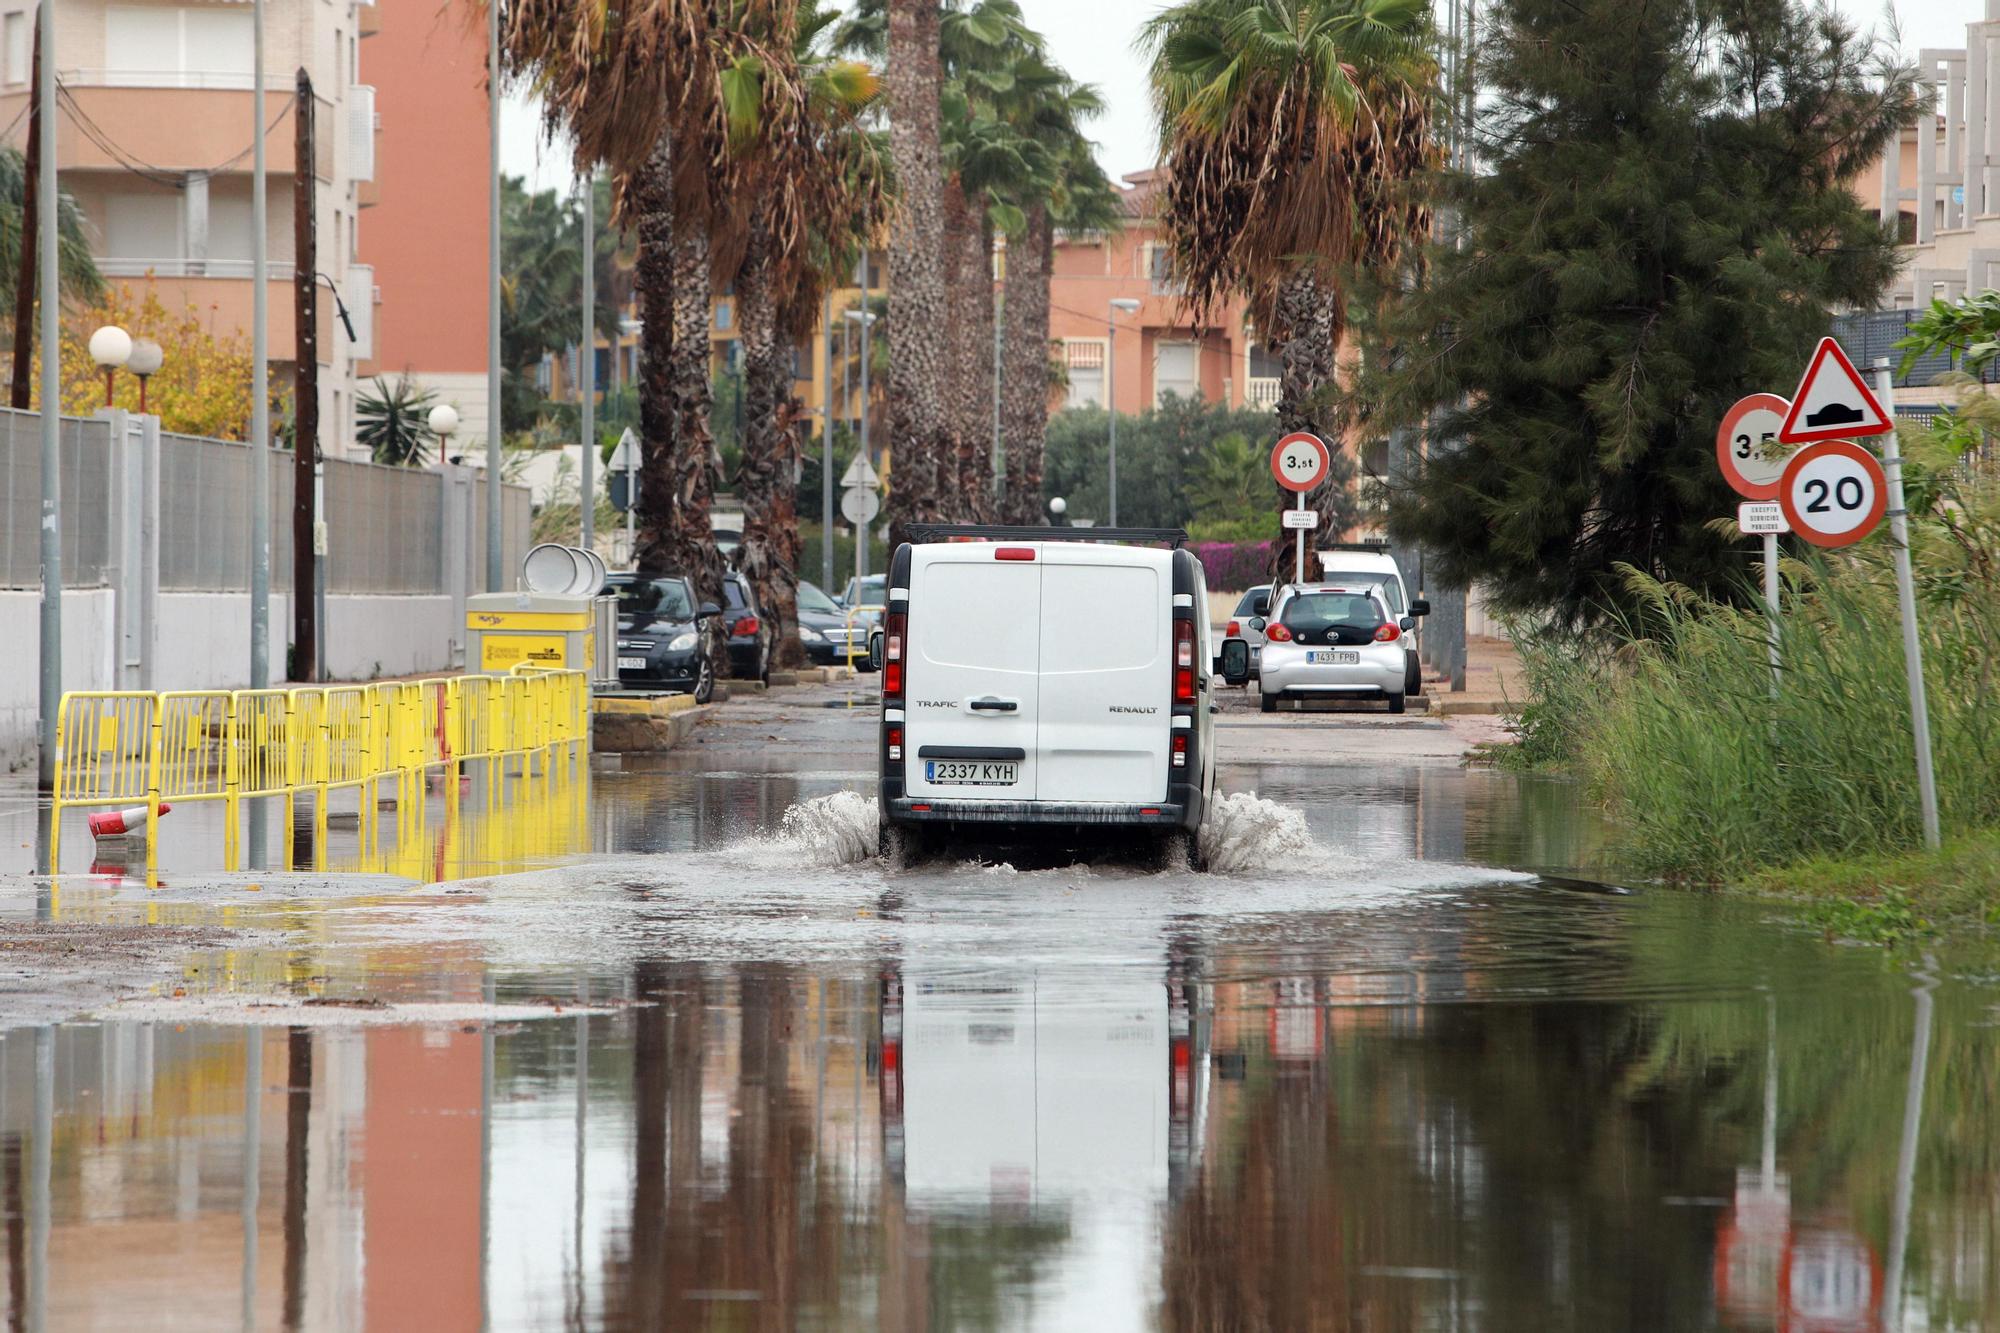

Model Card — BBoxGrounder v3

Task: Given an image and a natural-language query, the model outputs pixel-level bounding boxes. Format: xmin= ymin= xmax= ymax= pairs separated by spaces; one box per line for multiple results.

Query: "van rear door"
xmin=904 ymin=545 xmax=1041 ymax=800
xmin=1035 ymin=548 xmax=1170 ymax=803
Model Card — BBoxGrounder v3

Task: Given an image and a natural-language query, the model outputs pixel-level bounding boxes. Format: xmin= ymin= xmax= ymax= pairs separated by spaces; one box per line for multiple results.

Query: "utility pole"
xmin=485 ymin=0 xmax=503 ymax=591
xmin=580 ymin=176 xmax=595 ymax=551
xmin=249 ymin=0 xmax=270 ymax=689
xmin=291 ymin=69 xmax=317 ymax=682
xmin=991 ymin=235 xmax=1003 ymax=503
xmin=11 ymin=5 xmax=39 ymax=409
xmin=33 ymin=0 xmax=57 ymax=790
xmin=820 ymin=286 xmax=833 ymax=591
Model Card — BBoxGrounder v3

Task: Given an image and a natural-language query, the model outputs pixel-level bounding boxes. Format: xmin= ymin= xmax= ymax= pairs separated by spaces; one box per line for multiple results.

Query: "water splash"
xmin=770 ymin=791 xmax=880 ymax=866
xmin=1199 ymin=791 xmax=1319 ymax=873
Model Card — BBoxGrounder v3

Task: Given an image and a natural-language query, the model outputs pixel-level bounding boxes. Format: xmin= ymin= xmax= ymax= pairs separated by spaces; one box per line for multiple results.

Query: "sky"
xmin=499 ymin=0 xmax=1984 ymax=196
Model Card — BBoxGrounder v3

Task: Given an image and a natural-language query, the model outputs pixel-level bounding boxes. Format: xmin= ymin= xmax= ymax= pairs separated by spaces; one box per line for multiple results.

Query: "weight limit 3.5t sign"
xmin=1777 ymin=439 xmax=1887 ymax=548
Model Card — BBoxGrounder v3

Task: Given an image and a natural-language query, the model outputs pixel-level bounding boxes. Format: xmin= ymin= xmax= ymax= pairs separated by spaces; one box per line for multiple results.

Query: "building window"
xmin=4 ymin=13 xmax=27 ymax=87
xmin=1154 ymin=341 xmax=1200 ymax=406
xmin=1064 ymin=339 xmax=1105 ymax=409
xmin=105 ymin=6 xmax=255 ymax=88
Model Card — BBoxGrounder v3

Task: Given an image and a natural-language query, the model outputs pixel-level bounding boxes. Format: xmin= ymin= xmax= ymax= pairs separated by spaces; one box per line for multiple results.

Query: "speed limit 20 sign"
xmin=1270 ymin=432 xmax=1330 ymax=493
xmin=1777 ymin=439 xmax=1887 ymax=548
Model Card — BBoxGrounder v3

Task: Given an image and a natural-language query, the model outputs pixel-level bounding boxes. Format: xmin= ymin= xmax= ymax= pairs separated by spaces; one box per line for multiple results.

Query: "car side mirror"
xmin=1400 ymin=616 xmax=1415 ymax=632
xmin=1251 ymin=594 xmax=1271 ymax=617
xmin=1219 ymin=637 xmax=1251 ymax=685
xmin=1249 ymin=617 xmax=1266 ymax=632
xmin=1409 ymin=598 xmax=1431 ymax=617
xmin=695 ymin=602 xmax=722 ymax=620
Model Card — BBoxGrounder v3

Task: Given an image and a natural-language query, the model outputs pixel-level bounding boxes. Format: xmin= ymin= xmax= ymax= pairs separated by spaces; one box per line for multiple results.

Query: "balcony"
xmin=0 ymin=81 xmax=333 ymax=179
xmin=1245 ymin=377 xmax=1280 ymax=411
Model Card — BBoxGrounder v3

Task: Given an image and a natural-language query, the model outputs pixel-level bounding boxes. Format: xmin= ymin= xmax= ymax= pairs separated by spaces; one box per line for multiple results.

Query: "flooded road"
xmin=0 ymin=684 xmax=1992 ymax=1330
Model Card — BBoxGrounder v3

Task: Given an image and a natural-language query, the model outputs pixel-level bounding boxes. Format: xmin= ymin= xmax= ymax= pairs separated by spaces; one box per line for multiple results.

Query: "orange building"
xmin=356 ymin=0 xmax=494 ymax=450
xmin=1047 ymin=169 xmax=1270 ymax=415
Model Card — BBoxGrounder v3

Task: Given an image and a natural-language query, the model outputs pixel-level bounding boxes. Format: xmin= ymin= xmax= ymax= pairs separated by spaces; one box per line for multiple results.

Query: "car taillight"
xmin=1374 ymin=622 xmax=1400 ymax=643
xmin=886 ymin=725 xmax=903 ymax=762
xmin=733 ymin=615 xmax=760 ymax=637
xmin=1226 ymin=620 xmax=1240 ymax=637
xmin=883 ymin=611 xmax=906 ymax=700
xmin=1266 ymin=623 xmax=1293 ymax=643
xmin=1171 ymin=733 xmax=1188 ymax=768
xmin=1174 ymin=619 xmax=1195 ymax=702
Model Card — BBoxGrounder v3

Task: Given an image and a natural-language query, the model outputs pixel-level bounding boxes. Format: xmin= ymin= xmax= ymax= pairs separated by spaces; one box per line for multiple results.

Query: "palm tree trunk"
xmin=733 ymin=217 xmax=805 ymax=669
xmin=883 ymin=0 xmax=950 ymax=547
xmin=1267 ymin=267 xmax=1348 ymax=583
xmin=948 ymin=197 xmax=988 ymax=520
xmin=1001 ymin=203 xmax=1051 ymax=525
xmin=669 ymin=220 xmax=732 ymax=666
xmin=632 ymin=131 xmax=680 ymax=578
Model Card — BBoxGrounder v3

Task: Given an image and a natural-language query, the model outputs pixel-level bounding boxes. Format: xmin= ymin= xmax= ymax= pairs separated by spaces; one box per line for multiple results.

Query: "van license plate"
xmin=617 ymin=656 xmax=647 ymax=670
xmin=1308 ymin=650 xmax=1361 ymax=665
xmin=925 ymin=760 xmax=1017 ymax=786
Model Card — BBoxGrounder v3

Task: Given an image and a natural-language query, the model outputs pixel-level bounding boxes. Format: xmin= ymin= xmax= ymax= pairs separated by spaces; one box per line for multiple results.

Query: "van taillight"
xmin=883 ymin=612 xmax=906 ymax=700
xmin=1172 ymin=733 xmax=1188 ymax=768
xmin=886 ymin=725 xmax=903 ymax=762
xmin=1174 ymin=619 xmax=1195 ymax=702
xmin=1373 ymin=622 xmax=1401 ymax=643
xmin=995 ymin=547 xmax=1036 ymax=561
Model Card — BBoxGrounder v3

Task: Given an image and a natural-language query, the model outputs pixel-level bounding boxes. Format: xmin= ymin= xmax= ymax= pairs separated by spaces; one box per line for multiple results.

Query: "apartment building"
xmin=0 ymin=0 xmax=397 ymax=456
xmin=1047 ymin=169 xmax=1264 ymax=414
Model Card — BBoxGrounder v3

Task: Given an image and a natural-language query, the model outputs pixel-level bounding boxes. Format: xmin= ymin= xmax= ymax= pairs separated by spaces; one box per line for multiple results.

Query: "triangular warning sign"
xmin=1778 ymin=337 xmax=1891 ymax=443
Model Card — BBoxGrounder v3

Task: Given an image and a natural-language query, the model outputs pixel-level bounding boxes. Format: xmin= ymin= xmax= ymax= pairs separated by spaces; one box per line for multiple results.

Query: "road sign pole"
xmin=1873 ymin=361 xmax=1941 ymax=850
xmin=1298 ymin=491 xmax=1307 ymax=582
xmin=1763 ymin=532 xmax=1780 ymax=697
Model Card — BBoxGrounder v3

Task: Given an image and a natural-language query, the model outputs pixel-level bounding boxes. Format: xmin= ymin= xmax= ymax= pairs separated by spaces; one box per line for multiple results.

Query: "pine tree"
xmin=1344 ymin=0 xmax=1919 ymax=626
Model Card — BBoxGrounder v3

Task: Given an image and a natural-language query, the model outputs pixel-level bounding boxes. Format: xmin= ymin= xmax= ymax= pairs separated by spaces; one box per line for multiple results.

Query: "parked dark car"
xmin=796 ymin=580 xmax=877 ymax=669
xmin=722 ymin=571 xmax=772 ymax=683
xmin=606 ymin=574 xmax=721 ymax=702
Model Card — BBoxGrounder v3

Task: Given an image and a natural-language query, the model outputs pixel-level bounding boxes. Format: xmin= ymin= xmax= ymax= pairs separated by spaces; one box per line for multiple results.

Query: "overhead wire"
xmin=52 ymin=81 xmax=299 ymax=188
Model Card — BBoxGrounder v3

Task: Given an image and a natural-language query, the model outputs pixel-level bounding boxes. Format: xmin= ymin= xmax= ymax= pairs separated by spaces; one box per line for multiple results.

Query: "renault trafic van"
xmin=877 ymin=526 xmax=1216 ymax=867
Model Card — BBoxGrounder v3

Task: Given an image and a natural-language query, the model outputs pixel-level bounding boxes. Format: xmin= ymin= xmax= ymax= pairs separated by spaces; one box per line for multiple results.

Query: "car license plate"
xmin=1308 ymin=650 xmax=1360 ymax=665
xmin=617 ymin=656 xmax=647 ymax=670
xmin=925 ymin=760 xmax=1017 ymax=786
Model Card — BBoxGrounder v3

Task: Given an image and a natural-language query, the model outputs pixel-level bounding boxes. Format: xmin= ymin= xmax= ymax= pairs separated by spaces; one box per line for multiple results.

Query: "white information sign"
xmin=1737 ymin=501 xmax=1788 ymax=535
xmin=1281 ymin=509 xmax=1320 ymax=530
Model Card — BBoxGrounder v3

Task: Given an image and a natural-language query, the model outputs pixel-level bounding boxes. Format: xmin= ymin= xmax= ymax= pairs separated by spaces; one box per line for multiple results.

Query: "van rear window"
xmin=914 ymin=562 xmax=1041 ymax=673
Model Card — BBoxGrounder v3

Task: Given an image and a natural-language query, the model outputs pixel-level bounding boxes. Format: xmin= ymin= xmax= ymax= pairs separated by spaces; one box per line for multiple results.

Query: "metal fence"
xmin=0 ymin=412 xmax=116 ymax=587
xmin=1 ymin=409 xmax=530 ymax=592
xmin=1831 ymin=309 xmax=1998 ymax=389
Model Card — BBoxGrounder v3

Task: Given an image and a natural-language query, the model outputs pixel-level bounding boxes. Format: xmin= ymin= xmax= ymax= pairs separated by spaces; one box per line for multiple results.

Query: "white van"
xmin=877 ymin=526 xmax=1217 ymax=866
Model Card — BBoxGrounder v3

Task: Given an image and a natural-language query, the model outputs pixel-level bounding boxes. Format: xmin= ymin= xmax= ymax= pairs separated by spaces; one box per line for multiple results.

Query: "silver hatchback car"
xmin=1250 ymin=584 xmax=1411 ymax=713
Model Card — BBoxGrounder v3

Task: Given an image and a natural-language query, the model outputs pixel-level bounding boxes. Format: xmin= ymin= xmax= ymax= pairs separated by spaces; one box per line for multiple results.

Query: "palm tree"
xmin=356 ymin=375 xmax=438 ymax=466
xmin=1142 ymin=0 xmax=1436 ymax=577
xmin=879 ymin=0 xmax=952 ymax=547
xmin=501 ymin=0 xmax=736 ymax=631
xmin=724 ymin=1 xmax=884 ymax=669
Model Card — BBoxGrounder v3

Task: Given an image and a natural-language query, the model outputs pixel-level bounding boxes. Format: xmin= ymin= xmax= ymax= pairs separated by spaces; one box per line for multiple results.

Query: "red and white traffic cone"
xmin=87 ymin=802 xmax=171 ymax=839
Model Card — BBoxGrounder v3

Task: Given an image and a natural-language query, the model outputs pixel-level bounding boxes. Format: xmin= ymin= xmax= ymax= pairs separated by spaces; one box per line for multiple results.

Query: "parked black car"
xmin=606 ymin=574 xmax=721 ymax=702
xmin=722 ymin=571 xmax=772 ymax=683
xmin=796 ymin=580 xmax=873 ymax=668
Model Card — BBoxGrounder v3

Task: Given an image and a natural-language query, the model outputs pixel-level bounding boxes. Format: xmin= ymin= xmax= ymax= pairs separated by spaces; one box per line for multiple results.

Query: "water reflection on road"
xmin=0 ymin=758 xmax=1991 ymax=1330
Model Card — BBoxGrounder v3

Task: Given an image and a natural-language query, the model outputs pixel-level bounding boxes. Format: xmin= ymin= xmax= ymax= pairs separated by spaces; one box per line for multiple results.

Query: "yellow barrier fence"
xmin=49 ymin=670 xmax=592 ymax=874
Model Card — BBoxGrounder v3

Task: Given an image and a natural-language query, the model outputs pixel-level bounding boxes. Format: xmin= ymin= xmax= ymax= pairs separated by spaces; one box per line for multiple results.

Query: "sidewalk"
xmin=1422 ymin=636 xmax=1521 ymax=715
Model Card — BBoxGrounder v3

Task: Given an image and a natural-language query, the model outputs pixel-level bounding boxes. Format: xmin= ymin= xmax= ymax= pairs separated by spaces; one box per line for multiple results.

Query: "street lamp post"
xmin=429 ymin=404 xmax=460 ymax=460
xmin=1106 ymin=298 xmax=1141 ymax=526
xmin=485 ymin=0 xmax=503 ymax=592
xmin=579 ymin=177 xmax=595 ymax=551
xmin=250 ymin=0 xmax=269 ymax=690
xmin=127 ymin=339 xmax=163 ymax=414
xmin=88 ymin=325 xmax=132 ymax=407
xmin=1049 ymin=496 xmax=1066 ymax=527
xmin=843 ymin=306 xmax=876 ymax=581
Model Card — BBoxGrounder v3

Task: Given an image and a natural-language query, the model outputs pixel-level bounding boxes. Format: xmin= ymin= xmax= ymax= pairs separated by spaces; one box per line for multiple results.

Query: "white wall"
xmin=0 ymin=591 xmax=117 ymax=770
xmin=2 ymin=591 xmax=460 ymax=770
